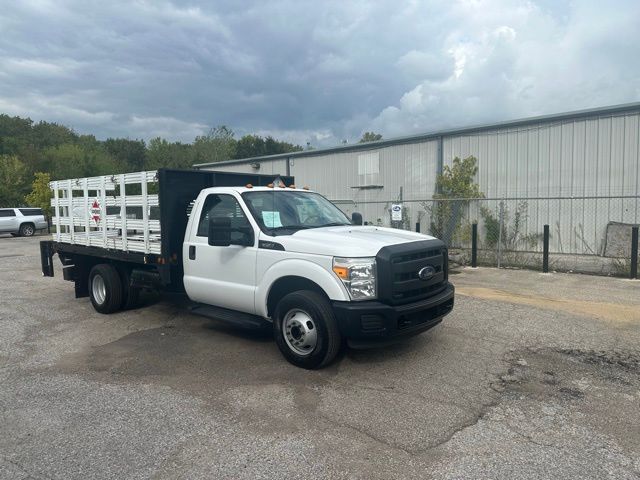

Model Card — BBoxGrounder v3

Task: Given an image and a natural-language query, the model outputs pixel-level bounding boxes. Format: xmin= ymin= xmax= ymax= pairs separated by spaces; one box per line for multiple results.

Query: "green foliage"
xmin=0 ymin=155 xmax=29 ymax=207
xmin=193 ymin=125 xmax=236 ymax=164
xmin=480 ymin=201 xmax=541 ymax=250
xmin=434 ymin=156 xmax=483 ymax=199
xmin=0 ymin=114 xmax=305 ymax=202
xmin=39 ymin=143 xmax=121 ymax=179
xmin=480 ymin=206 xmax=501 ymax=248
xmin=25 ymin=172 xmax=53 ymax=217
xmin=146 ymin=137 xmax=195 ymax=169
xmin=104 ymin=138 xmax=146 ymax=171
xmin=358 ymin=132 xmax=383 ymax=143
xmin=233 ymin=134 xmax=302 ymax=160
xmin=428 ymin=156 xmax=483 ymax=243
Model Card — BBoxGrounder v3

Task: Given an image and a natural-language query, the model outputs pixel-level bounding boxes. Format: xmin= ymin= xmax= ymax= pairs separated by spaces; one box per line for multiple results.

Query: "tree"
xmin=429 ymin=156 xmax=484 ymax=244
xmin=31 ymin=121 xmax=77 ymax=149
xmin=146 ymin=137 xmax=194 ymax=169
xmin=104 ymin=138 xmax=147 ymax=171
xmin=25 ymin=172 xmax=53 ymax=218
xmin=358 ymin=132 xmax=383 ymax=143
xmin=0 ymin=155 xmax=29 ymax=207
xmin=434 ymin=156 xmax=483 ymax=199
xmin=39 ymin=143 xmax=121 ymax=180
xmin=192 ymin=125 xmax=236 ymax=164
xmin=233 ymin=134 xmax=302 ymax=159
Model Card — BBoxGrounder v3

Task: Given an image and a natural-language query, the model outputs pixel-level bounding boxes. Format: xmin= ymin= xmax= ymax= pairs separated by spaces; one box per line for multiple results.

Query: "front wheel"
xmin=273 ymin=290 xmax=342 ymax=369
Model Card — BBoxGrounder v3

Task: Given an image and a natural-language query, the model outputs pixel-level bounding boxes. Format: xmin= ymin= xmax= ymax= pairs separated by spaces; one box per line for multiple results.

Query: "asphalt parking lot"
xmin=1 ymin=235 xmax=639 ymax=479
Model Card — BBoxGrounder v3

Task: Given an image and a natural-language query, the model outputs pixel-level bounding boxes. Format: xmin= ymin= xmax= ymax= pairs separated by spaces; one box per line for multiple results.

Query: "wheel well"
xmin=20 ymin=222 xmax=35 ymax=228
xmin=267 ymin=276 xmax=327 ymax=317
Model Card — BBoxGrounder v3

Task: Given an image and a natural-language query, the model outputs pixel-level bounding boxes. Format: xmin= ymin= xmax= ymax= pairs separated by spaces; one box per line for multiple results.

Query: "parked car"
xmin=0 ymin=208 xmax=48 ymax=237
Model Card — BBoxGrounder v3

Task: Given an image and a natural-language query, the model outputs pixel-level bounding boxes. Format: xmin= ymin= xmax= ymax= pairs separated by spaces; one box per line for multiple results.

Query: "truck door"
xmin=183 ymin=193 xmax=258 ymax=314
xmin=0 ymin=209 xmax=17 ymax=232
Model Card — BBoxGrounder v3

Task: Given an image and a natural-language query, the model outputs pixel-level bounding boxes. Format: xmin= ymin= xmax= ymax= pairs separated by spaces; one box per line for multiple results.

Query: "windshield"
xmin=242 ymin=190 xmax=351 ymax=235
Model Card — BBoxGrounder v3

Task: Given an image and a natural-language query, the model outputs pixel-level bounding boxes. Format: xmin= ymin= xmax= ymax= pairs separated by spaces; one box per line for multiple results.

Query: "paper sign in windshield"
xmin=262 ymin=211 xmax=283 ymax=228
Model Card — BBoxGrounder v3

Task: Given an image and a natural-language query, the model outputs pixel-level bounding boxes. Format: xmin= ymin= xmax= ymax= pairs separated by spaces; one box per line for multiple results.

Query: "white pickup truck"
xmin=41 ymin=169 xmax=454 ymax=368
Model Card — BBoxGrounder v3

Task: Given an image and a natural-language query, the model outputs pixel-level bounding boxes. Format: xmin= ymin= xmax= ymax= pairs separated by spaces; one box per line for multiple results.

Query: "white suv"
xmin=0 ymin=208 xmax=48 ymax=237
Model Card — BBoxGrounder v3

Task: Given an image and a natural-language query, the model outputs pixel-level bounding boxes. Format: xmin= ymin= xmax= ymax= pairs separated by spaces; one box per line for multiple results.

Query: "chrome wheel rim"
xmin=92 ymin=274 xmax=106 ymax=305
xmin=23 ymin=225 xmax=34 ymax=236
xmin=283 ymin=309 xmax=317 ymax=356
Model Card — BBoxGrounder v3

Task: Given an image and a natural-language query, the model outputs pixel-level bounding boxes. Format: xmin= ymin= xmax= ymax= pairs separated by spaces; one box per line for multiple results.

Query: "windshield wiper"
xmin=269 ymin=225 xmax=312 ymax=232
xmin=315 ymin=222 xmax=352 ymax=228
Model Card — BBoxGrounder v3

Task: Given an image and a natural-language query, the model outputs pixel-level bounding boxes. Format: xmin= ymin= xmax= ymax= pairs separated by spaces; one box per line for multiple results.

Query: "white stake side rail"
xmin=50 ymin=171 xmax=161 ymax=255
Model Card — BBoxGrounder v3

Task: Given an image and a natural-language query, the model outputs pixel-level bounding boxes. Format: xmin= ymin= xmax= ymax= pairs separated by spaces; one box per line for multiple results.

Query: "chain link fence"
xmin=335 ymin=196 xmax=640 ymax=277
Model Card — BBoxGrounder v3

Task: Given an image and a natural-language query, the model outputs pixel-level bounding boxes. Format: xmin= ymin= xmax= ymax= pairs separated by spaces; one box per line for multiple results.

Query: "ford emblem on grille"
xmin=418 ymin=265 xmax=436 ymax=281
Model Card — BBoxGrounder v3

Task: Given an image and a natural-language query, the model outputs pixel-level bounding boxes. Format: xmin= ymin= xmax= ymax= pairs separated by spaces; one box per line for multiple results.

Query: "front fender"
xmin=256 ymin=258 xmax=350 ymax=317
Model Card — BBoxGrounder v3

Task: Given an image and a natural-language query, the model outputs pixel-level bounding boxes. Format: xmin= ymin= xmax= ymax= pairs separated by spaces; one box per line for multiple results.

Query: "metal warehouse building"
xmin=195 ymin=103 xmax=640 ymax=269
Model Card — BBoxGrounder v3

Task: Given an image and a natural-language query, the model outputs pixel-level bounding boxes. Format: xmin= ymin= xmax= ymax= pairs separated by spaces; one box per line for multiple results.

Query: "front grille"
xmin=377 ymin=240 xmax=448 ymax=305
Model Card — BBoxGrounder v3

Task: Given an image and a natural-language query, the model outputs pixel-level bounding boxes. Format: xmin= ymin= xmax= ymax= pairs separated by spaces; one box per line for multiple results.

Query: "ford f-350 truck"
xmin=40 ymin=169 xmax=454 ymax=368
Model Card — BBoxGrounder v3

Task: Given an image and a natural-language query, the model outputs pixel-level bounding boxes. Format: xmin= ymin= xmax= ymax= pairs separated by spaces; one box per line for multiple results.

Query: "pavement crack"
xmin=317 ymin=413 xmax=413 ymax=457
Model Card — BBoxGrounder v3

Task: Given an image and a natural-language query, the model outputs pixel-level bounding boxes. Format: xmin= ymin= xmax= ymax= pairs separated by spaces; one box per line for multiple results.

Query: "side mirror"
xmin=208 ymin=217 xmax=231 ymax=246
xmin=352 ymin=212 xmax=363 ymax=226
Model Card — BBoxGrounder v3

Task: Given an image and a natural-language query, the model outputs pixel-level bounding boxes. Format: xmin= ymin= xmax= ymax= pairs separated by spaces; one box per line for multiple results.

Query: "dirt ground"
xmin=1 ymin=234 xmax=639 ymax=479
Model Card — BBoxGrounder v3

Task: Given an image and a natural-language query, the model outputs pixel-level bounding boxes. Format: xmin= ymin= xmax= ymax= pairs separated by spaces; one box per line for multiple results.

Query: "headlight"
xmin=332 ymin=257 xmax=377 ymax=300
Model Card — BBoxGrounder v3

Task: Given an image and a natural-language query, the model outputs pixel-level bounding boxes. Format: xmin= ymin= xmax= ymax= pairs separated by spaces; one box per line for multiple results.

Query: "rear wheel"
xmin=19 ymin=223 xmax=35 ymax=236
xmin=274 ymin=290 xmax=341 ymax=369
xmin=89 ymin=264 xmax=123 ymax=314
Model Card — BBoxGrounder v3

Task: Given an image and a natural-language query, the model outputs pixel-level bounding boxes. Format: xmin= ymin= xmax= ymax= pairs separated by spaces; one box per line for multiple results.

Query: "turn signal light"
xmin=332 ymin=266 xmax=349 ymax=280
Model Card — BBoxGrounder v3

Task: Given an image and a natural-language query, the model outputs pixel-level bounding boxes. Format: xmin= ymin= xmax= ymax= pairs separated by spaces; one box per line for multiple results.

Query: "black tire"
xmin=19 ymin=223 xmax=35 ymax=237
xmin=117 ymin=266 xmax=141 ymax=310
xmin=88 ymin=264 xmax=123 ymax=314
xmin=273 ymin=290 xmax=341 ymax=369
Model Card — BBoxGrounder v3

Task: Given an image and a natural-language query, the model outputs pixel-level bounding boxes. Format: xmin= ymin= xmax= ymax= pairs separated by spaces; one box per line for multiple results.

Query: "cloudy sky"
xmin=1 ymin=0 xmax=639 ymax=147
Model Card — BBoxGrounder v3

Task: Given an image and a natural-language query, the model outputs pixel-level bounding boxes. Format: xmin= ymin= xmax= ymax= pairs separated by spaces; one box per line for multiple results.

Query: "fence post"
xmin=471 ymin=223 xmax=478 ymax=268
xmin=543 ymin=224 xmax=550 ymax=273
xmin=497 ymin=201 xmax=504 ymax=268
xmin=631 ymin=226 xmax=639 ymax=279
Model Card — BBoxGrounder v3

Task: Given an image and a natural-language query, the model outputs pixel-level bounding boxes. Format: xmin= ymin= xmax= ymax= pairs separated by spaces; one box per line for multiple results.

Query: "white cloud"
xmin=0 ymin=0 xmax=638 ymax=145
xmin=369 ymin=0 xmax=640 ymax=137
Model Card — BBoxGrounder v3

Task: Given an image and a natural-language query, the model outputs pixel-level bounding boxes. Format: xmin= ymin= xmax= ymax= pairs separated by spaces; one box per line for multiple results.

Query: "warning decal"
xmin=90 ymin=199 xmax=101 ymax=225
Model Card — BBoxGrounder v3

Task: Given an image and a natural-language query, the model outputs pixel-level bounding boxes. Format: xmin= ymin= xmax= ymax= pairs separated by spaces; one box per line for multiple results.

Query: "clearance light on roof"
xmin=279 ymin=184 xmax=286 ymax=188
xmin=303 ymin=186 xmax=310 ymax=190
xmin=289 ymin=185 xmax=295 ymax=188
xmin=245 ymin=184 xmax=253 ymax=188
xmin=267 ymin=183 xmax=274 ymax=188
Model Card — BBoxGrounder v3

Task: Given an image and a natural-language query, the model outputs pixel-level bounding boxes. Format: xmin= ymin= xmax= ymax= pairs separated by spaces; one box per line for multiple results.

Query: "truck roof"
xmin=225 ymin=186 xmax=315 ymax=194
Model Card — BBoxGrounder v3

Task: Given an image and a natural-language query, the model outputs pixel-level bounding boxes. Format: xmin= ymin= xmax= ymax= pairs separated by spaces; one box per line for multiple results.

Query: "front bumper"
xmin=332 ymin=283 xmax=454 ymax=348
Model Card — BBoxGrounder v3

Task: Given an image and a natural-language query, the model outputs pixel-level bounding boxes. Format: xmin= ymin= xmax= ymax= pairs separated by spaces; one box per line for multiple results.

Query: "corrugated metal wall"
xmin=203 ymin=108 xmax=640 ymax=255
xmin=442 ymin=112 xmax=640 ymax=254
xmin=442 ymin=112 xmax=640 ymax=197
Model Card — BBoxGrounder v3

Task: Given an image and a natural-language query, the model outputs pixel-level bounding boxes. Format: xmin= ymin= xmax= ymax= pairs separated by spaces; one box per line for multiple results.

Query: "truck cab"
xmin=41 ymin=169 xmax=454 ymax=369
xmin=182 ymin=184 xmax=454 ymax=368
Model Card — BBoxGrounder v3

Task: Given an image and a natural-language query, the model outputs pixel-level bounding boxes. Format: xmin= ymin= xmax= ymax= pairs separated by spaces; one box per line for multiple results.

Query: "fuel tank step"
xmin=188 ymin=303 xmax=271 ymax=330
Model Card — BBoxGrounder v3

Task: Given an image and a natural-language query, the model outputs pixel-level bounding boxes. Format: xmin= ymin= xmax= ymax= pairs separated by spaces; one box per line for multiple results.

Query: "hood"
xmin=273 ymin=226 xmax=436 ymax=257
